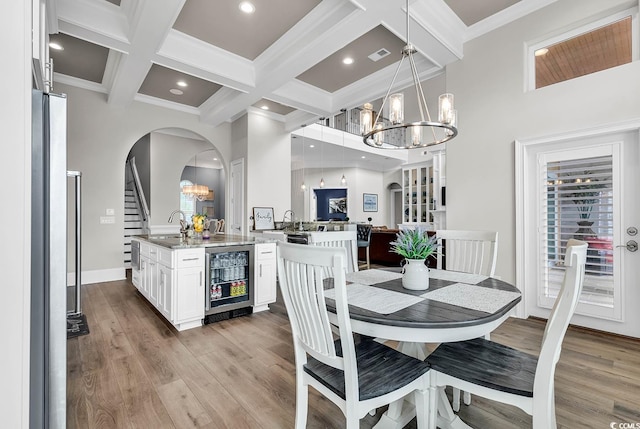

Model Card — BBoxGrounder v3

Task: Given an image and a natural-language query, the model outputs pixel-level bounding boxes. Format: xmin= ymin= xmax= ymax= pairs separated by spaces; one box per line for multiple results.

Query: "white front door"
xmin=518 ymin=127 xmax=640 ymax=338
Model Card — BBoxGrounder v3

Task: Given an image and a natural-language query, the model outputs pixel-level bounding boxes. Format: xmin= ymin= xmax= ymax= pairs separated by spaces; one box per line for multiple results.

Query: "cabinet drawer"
xmin=157 ymin=247 xmax=173 ymax=267
xmin=256 ymin=243 xmax=276 ymax=260
xmin=176 ymin=250 xmax=204 ymax=268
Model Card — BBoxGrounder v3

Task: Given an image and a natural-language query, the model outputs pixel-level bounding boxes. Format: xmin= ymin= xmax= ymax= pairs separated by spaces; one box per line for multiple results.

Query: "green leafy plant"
xmin=390 ymin=228 xmax=438 ymax=260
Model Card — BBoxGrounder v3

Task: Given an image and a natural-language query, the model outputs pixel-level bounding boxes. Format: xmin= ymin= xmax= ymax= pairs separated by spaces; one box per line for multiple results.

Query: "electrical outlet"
xmin=106 ymin=208 xmax=115 ymax=215
xmin=100 ymin=216 xmax=115 ymax=224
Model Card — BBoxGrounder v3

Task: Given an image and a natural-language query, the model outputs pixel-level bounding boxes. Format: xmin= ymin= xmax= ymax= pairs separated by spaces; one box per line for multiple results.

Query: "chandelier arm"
xmin=373 ymin=54 xmax=406 ymax=126
xmin=409 ymin=54 xmax=437 ymax=142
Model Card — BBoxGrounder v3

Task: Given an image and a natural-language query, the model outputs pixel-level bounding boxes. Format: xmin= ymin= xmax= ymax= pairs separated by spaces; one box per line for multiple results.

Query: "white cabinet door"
xmin=157 ymin=263 xmax=173 ymax=321
xmin=175 ymin=266 xmax=204 ymax=323
xmin=139 ymin=256 xmax=151 ymax=298
xmin=254 ymin=242 xmax=277 ymax=311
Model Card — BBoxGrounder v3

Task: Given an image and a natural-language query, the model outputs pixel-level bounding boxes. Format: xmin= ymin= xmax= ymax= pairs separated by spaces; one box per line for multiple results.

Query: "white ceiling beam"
xmin=55 ymin=0 xmax=129 ymax=49
xmin=155 ymin=30 xmax=255 ymax=93
xmin=107 ymin=0 xmax=186 ymax=107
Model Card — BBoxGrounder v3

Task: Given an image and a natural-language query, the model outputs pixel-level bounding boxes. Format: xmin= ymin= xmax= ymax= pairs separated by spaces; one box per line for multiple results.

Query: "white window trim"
xmin=524 ymin=5 xmax=639 ymax=92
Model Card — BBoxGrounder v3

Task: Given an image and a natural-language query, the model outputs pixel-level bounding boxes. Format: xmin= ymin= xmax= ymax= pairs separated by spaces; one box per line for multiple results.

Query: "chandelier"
xmin=182 ymin=152 xmax=210 ymax=201
xmin=361 ymin=0 xmax=457 ymax=149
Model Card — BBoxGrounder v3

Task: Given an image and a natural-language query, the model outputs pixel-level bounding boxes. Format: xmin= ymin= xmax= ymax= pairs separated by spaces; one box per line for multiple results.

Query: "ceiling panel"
xmin=138 ymin=64 xmax=223 ymax=107
xmin=49 ymin=33 xmax=109 ymax=84
xmin=444 ymin=0 xmax=521 ymax=26
xmin=172 ymin=0 xmax=322 ymax=60
xmin=252 ymin=99 xmax=296 ymax=115
xmin=296 ymin=25 xmax=408 ymax=93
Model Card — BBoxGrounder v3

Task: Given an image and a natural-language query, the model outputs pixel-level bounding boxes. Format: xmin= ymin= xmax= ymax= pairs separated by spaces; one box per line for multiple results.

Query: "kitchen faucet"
xmin=168 ymin=210 xmax=188 ymax=238
xmin=282 ymin=210 xmax=295 ymax=231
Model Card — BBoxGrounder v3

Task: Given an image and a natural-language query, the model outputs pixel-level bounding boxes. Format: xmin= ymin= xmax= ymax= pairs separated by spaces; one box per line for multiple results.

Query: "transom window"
xmin=529 ymin=8 xmax=637 ymax=90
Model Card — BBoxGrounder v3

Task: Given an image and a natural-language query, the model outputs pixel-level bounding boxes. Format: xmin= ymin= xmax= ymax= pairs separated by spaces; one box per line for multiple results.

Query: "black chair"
xmin=356 ymin=224 xmax=372 ymax=270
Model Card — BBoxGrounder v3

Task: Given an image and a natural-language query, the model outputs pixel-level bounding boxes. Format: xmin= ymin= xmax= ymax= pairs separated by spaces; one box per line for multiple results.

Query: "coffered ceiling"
xmin=48 ymin=0 xmax=556 ymax=131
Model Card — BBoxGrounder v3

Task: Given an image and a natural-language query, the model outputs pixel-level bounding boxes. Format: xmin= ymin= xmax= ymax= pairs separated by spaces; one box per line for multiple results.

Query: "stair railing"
xmin=126 ymin=157 xmax=150 ymax=223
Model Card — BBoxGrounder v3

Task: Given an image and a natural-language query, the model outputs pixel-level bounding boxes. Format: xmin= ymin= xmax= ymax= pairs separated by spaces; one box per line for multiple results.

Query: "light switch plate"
xmin=100 ymin=216 xmax=115 ymax=224
xmin=106 ymin=208 xmax=115 ymax=215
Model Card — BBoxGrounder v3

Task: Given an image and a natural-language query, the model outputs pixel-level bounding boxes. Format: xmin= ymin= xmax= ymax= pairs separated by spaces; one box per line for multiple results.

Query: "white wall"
xmin=246 ymin=111 xmax=292 ymax=231
xmin=292 ymin=166 xmax=390 ymax=225
xmin=2 ymin=1 xmax=31 ymax=425
xmin=445 ymin=0 xmax=640 ymax=283
xmin=61 ymin=83 xmax=232 ymax=280
xmin=149 ymin=132 xmax=212 ymax=227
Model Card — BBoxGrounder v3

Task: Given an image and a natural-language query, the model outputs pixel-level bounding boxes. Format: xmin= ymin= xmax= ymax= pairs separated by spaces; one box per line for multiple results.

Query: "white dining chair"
xmin=435 ymin=229 xmax=498 ymax=277
xmin=308 ymin=230 xmax=359 ymax=273
xmin=276 ymin=241 xmax=431 ymax=429
xmin=435 ymin=229 xmax=499 ymax=410
xmin=426 ymin=239 xmax=588 ymax=429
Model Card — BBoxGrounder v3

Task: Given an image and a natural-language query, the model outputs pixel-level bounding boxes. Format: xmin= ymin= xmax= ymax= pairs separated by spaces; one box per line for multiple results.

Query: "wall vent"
xmin=368 ymin=48 xmax=390 ymax=62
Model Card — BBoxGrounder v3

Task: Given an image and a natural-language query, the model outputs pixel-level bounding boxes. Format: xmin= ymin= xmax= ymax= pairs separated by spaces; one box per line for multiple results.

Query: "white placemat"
xmin=325 ymin=283 xmax=424 ymax=315
xmin=345 ymin=269 xmax=403 ymax=285
xmin=421 ymin=283 xmax=520 ymax=313
xmin=429 ymin=269 xmax=488 ymax=285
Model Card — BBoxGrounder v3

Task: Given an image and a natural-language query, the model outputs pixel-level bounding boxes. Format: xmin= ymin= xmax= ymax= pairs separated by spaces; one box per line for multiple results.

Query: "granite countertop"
xmin=134 ymin=233 xmax=275 ymax=249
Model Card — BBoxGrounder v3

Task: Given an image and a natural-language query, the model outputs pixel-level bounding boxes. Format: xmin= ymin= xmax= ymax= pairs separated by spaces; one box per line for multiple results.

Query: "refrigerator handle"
xmin=67 ymin=170 xmax=82 ymax=315
xmin=205 ymin=253 xmax=210 ymax=311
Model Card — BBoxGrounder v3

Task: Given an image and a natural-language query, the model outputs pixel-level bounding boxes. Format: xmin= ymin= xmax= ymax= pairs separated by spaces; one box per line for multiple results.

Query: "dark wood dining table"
xmin=325 ymin=267 xmax=522 ymax=429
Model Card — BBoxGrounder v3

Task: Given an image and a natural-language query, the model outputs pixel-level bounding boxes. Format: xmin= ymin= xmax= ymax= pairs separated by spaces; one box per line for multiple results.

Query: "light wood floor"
xmin=67 ymin=275 xmax=640 ymax=428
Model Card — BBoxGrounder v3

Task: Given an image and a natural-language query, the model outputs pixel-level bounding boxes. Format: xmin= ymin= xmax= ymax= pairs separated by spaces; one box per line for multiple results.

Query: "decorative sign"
xmin=363 ymin=193 xmax=378 ymax=212
xmin=253 ymin=207 xmax=275 ymax=230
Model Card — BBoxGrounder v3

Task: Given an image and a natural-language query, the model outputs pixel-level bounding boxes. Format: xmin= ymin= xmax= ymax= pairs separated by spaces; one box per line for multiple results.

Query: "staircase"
xmin=123 ymin=188 xmax=145 ymax=268
xmin=124 ymin=157 xmax=150 ymax=268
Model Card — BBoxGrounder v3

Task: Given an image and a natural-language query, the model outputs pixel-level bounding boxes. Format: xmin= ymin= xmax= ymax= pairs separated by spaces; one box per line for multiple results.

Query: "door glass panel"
xmin=542 ymin=155 xmax=614 ymax=307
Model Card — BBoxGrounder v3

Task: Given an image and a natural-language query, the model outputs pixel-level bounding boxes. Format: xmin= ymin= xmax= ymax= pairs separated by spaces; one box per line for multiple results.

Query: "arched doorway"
xmin=123 ymin=128 xmax=226 ymax=267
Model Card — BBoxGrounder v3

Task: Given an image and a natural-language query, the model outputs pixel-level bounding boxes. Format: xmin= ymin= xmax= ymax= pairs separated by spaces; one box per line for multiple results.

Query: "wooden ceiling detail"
xmin=535 ymin=17 xmax=631 ymax=89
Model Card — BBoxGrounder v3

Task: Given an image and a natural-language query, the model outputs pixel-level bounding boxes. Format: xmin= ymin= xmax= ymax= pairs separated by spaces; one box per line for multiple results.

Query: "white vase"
xmin=402 ymin=258 xmax=429 ymax=290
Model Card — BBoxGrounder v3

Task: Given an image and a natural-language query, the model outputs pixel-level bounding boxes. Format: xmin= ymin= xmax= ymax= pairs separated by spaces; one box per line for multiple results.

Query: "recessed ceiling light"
xmin=239 ymin=1 xmax=255 ymax=13
xmin=169 ymin=88 xmax=184 ymax=95
xmin=176 ymin=80 xmax=188 ymax=87
xmin=361 ymin=156 xmax=366 ymax=159
xmin=309 ymin=144 xmax=315 ymax=148
xmin=49 ymin=42 xmax=64 ymax=51
xmin=342 ymin=57 xmax=354 ymax=65
xmin=261 ymin=105 xmax=269 ymax=110
xmin=535 ymin=48 xmax=549 ymax=56
xmin=213 ymin=157 xmax=218 ymax=161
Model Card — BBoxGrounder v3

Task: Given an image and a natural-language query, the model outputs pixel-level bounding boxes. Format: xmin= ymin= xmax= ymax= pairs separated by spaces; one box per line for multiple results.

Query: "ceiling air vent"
xmin=368 ymin=48 xmax=390 ymax=62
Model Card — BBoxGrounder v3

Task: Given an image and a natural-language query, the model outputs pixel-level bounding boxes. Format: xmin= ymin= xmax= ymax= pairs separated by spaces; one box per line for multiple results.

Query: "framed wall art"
xmin=363 ymin=193 xmax=378 ymax=212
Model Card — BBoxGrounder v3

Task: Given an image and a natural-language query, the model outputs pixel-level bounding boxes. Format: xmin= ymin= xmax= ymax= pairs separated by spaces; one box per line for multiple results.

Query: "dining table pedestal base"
xmin=372 ymin=386 xmax=471 ymax=429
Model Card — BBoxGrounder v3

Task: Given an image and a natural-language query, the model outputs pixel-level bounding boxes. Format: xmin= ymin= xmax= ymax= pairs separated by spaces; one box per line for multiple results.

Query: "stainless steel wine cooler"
xmin=204 ymin=244 xmax=255 ymax=318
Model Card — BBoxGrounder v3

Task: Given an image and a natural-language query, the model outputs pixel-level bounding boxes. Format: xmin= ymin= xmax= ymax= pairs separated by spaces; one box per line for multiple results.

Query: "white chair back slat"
xmin=277 ymin=242 xmax=352 ymax=370
xmin=308 ymin=230 xmax=359 ymax=273
xmin=532 ymin=239 xmax=587 ymax=424
xmin=436 ymin=230 xmax=498 ymax=277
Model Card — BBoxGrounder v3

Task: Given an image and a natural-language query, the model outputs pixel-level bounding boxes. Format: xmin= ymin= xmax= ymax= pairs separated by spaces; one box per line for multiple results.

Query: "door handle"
xmin=616 ymin=240 xmax=638 ymax=252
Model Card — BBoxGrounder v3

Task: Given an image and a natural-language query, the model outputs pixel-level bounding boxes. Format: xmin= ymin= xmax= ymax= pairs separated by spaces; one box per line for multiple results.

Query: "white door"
xmin=518 ymin=128 xmax=640 ymax=338
xmin=229 ymin=158 xmax=245 ymax=235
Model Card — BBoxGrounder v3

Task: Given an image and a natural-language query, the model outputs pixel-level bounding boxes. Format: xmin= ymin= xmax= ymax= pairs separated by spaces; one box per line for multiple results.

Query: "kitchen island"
xmin=131 ymin=234 xmax=277 ymax=331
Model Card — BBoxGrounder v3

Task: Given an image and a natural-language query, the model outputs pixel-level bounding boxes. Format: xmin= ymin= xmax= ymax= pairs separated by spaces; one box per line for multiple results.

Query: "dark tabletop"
xmin=325 ymin=268 xmax=521 ymax=330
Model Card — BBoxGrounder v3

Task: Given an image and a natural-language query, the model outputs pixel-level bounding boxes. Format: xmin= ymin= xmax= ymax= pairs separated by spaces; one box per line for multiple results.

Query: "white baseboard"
xmin=67 ymin=267 xmax=126 ymax=286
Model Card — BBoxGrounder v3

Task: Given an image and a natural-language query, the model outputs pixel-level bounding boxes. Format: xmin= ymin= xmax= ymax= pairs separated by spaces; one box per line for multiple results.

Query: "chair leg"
xmin=426 ymin=383 xmax=438 ymax=429
xmin=366 ymin=246 xmax=370 ymax=270
xmin=414 ymin=388 xmax=429 ymax=429
xmin=463 ymin=390 xmax=471 ymax=405
xmin=452 ymin=387 xmax=461 ymax=412
xmin=295 ymin=382 xmax=308 ymax=429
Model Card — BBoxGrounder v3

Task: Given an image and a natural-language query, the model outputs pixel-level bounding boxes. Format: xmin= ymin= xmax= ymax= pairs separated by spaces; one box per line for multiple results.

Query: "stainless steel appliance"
xmin=30 ymin=90 xmax=67 ymax=428
xmin=205 ymin=245 xmax=255 ymax=321
xmin=131 ymin=239 xmax=140 ymax=271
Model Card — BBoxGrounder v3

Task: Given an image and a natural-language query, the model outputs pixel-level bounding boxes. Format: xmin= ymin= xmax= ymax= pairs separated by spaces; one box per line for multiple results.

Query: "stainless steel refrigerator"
xmin=31 ymin=89 xmax=67 ymax=429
